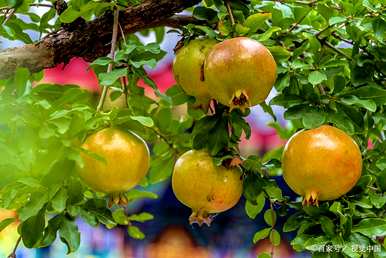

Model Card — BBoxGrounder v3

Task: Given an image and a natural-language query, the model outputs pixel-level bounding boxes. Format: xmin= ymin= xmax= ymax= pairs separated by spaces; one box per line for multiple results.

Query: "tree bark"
xmin=0 ymin=0 xmax=201 ymax=80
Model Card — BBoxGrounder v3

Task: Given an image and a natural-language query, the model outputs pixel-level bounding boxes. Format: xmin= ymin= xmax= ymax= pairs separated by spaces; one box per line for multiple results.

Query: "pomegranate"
xmin=204 ymin=37 xmax=277 ymax=110
xmin=173 ymin=39 xmax=217 ymax=102
xmin=282 ymin=125 xmax=362 ymax=205
xmin=172 ymin=150 xmax=243 ymax=225
xmin=79 ymin=128 xmax=150 ymax=195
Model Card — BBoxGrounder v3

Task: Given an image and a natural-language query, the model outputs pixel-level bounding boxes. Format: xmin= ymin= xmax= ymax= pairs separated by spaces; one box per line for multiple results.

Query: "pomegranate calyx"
xmin=302 ymin=191 xmax=319 ymax=207
xmin=230 ymin=90 xmax=250 ymax=112
xmin=189 ymin=210 xmax=214 ymax=227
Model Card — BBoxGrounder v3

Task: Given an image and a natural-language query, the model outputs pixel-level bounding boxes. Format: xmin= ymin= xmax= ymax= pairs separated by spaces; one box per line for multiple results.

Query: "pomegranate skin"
xmin=172 ymin=150 xmax=243 ymax=225
xmin=204 ymin=37 xmax=277 ymax=109
xmin=79 ymin=128 xmax=150 ymax=193
xmin=173 ymin=39 xmax=217 ymax=102
xmin=282 ymin=125 xmax=362 ymax=204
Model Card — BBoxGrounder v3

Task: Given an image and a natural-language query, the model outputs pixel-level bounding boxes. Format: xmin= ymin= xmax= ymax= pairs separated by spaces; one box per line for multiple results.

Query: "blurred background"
xmin=0 ymin=15 xmax=311 ymax=258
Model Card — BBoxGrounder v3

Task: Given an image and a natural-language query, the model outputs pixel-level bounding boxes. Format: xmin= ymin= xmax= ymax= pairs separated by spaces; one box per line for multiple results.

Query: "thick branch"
xmin=0 ymin=45 xmax=53 ymax=78
xmin=0 ymin=0 xmax=201 ymax=80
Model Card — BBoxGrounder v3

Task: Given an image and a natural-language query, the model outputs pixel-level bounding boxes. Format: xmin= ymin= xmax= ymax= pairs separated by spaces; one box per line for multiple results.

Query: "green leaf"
xmin=128 ymin=212 xmax=154 ymax=222
xmin=304 ymin=236 xmax=329 ymax=252
xmin=253 ymin=228 xmax=271 ymax=244
xmin=328 ymin=111 xmax=355 ymax=135
xmin=263 ymin=185 xmax=283 ymax=201
xmin=244 ymin=13 xmax=271 ymax=32
xmin=147 ymin=152 xmax=175 ymax=184
xmin=329 ymin=16 xmax=346 ymax=25
xmin=19 ymin=192 xmax=49 ymax=221
xmin=0 ymin=217 xmax=16 ymax=232
xmin=59 ymin=219 xmax=81 ymax=254
xmin=130 ymin=59 xmax=157 ymax=69
xmin=273 ymin=2 xmax=294 ymax=19
xmin=90 ymin=57 xmax=113 ymax=67
xmin=251 ymin=26 xmax=281 ymax=42
xmin=369 ymin=192 xmax=386 ymax=209
xmin=302 ymin=109 xmax=327 ymax=129
xmin=128 ymin=225 xmax=145 ymax=239
xmin=342 ymin=85 xmax=386 ymax=105
xmin=51 ymin=187 xmax=68 ymax=213
xmin=264 ymin=209 xmax=277 ymax=226
xmin=20 ymin=208 xmax=46 ymax=248
xmin=245 ymin=192 xmax=265 ymax=219
xmin=99 ymin=68 xmax=127 ymax=86
xmin=59 ymin=7 xmax=81 ymax=23
xmin=112 ymin=208 xmax=129 ymax=225
xmin=193 ymin=6 xmax=218 ymax=21
xmin=208 ymin=119 xmax=229 ymax=156
xmin=352 ymin=219 xmax=386 ymax=238
xmin=125 ymin=189 xmax=158 ymax=202
xmin=329 ymin=201 xmax=347 ymax=225
xmin=165 ymin=85 xmax=194 ymax=105
xmin=130 ymin=116 xmax=154 ymax=127
xmin=291 ymin=234 xmax=310 ymax=252
xmin=283 ymin=213 xmax=301 ymax=232
xmin=340 ymin=95 xmax=377 ymax=112
xmin=308 ymin=71 xmax=327 ymax=86
xmin=269 ymin=229 xmax=281 ymax=246
xmin=41 ymin=216 xmax=63 ymax=247
xmin=319 ymin=216 xmax=336 ymax=237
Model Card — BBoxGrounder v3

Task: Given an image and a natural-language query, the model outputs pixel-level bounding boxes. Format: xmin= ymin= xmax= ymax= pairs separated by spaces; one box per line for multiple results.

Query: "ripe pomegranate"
xmin=173 ymin=39 xmax=217 ymax=102
xmin=172 ymin=150 xmax=243 ymax=225
xmin=79 ymin=128 xmax=150 ymax=195
xmin=204 ymin=37 xmax=277 ymax=110
xmin=282 ymin=125 xmax=362 ymax=205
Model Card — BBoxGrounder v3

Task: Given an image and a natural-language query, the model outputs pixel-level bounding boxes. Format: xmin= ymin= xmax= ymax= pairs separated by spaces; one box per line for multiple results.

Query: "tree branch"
xmin=0 ymin=0 xmax=201 ymax=80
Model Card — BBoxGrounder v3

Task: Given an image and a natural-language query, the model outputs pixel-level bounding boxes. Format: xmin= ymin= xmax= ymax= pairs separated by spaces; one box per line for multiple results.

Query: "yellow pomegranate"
xmin=282 ymin=125 xmax=362 ymax=205
xmin=79 ymin=128 xmax=150 ymax=194
xmin=172 ymin=150 xmax=243 ymax=225
xmin=173 ymin=39 xmax=218 ymax=102
xmin=204 ymin=37 xmax=277 ymax=110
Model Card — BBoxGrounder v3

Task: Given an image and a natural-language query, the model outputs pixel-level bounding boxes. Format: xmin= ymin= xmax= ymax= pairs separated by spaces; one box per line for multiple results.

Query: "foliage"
xmin=0 ymin=0 xmax=386 ymax=257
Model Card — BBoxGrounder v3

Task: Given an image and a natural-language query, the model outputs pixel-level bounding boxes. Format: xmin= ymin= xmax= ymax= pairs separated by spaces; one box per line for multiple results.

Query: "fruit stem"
xmin=96 ymin=8 xmax=120 ymax=113
xmin=224 ymin=0 xmax=235 ymax=26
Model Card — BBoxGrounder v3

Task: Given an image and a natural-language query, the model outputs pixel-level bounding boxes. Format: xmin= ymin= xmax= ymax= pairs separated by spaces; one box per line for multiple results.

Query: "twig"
xmin=294 ymin=0 xmax=317 ymax=5
xmin=7 ymin=236 xmax=21 ymax=258
xmin=288 ymin=9 xmax=311 ymax=32
xmin=29 ymin=3 xmax=53 ymax=8
xmin=149 ymin=127 xmax=179 ymax=157
xmin=224 ymin=0 xmax=235 ymax=26
xmin=331 ymin=31 xmax=353 ymax=45
xmin=118 ymin=23 xmax=126 ymax=45
xmin=159 ymin=15 xmax=204 ymax=28
xmin=96 ymin=8 xmax=120 ymax=112
xmin=321 ymin=39 xmax=352 ymax=60
xmin=318 ymin=85 xmax=326 ymax=95
xmin=120 ymin=77 xmax=129 ymax=107
xmin=331 ymin=31 xmax=385 ymax=79
xmin=315 ymin=20 xmax=347 ymax=38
